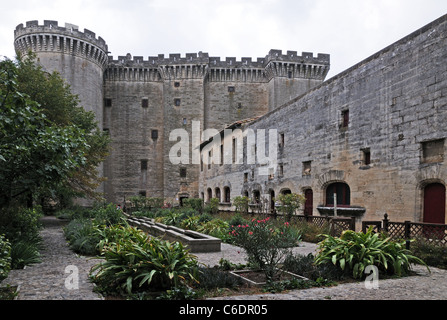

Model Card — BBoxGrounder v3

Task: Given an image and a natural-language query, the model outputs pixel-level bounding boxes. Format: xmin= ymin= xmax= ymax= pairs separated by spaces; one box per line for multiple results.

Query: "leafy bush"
xmin=10 ymin=241 xmax=41 ymax=269
xmin=283 ymin=253 xmax=345 ymax=281
xmin=182 ymin=198 xmax=203 ymax=214
xmin=90 ymin=225 xmax=199 ymax=297
xmin=64 ymin=219 xmax=101 ymax=256
xmin=315 ymin=227 xmax=428 ymax=279
xmin=194 ymin=267 xmax=243 ymax=290
xmin=229 ymin=217 xmax=300 ymax=280
xmin=203 ymin=198 xmax=219 ymax=215
xmin=0 ymin=207 xmax=43 ymax=269
xmin=197 ymin=219 xmax=229 ymax=239
xmin=411 ymin=238 xmax=447 ymax=269
xmin=0 ymin=235 xmax=11 ymax=282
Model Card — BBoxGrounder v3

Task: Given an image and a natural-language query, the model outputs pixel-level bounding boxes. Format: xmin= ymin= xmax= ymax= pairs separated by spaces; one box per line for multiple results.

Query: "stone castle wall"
xmin=13 ymin=20 xmax=331 ymax=205
xmin=200 ymin=14 xmax=447 ymax=228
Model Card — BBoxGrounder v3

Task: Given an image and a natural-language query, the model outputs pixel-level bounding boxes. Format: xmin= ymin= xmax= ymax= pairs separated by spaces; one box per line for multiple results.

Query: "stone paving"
xmin=2 ymin=216 xmax=447 ymax=300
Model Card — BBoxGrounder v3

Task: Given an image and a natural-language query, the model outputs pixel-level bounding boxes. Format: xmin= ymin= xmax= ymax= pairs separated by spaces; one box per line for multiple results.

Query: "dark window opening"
xmin=151 ymin=129 xmax=158 ymax=139
xmin=139 ymin=190 xmax=147 ymax=197
xmin=279 ymin=133 xmax=285 ymax=148
xmin=180 ymin=167 xmax=187 ymax=178
xmin=326 ymin=182 xmax=351 ymax=207
xmin=141 ymin=160 xmax=148 ymax=171
xmin=341 ymin=110 xmax=349 ymax=128
xmin=228 ymin=86 xmax=235 ymax=93
xmin=104 ymin=98 xmax=112 ymax=107
xmin=363 ymin=149 xmax=371 ymax=166
xmin=142 ymin=99 xmax=148 ymax=108
xmin=174 ymin=82 xmax=180 ymax=87
xmin=224 ymin=187 xmax=231 ymax=203
xmin=174 ymin=98 xmax=181 ymax=106
xmin=253 ymin=190 xmax=260 ymax=204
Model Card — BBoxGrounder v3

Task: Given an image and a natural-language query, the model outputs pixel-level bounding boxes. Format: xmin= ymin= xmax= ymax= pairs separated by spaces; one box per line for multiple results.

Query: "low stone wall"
xmin=125 ymin=215 xmax=221 ymax=253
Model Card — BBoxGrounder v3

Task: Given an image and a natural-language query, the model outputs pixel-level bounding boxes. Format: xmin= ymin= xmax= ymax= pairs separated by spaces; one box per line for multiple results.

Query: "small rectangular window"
xmin=302 ymin=161 xmax=312 ymax=176
xmin=279 ymin=164 xmax=284 ymax=177
xmin=228 ymin=86 xmax=235 ymax=93
xmin=141 ymin=160 xmax=148 ymax=171
xmin=422 ymin=139 xmax=445 ymax=164
xmin=174 ymin=98 xmax=181 ymax=106
xmin=341 ymin=110 xmax=349 ymax=128
xmin=174 ymin=82 xmax=180 ymax=87
xmin=244 ymin=172 xmax=248 ymax=182
xmin=180 ymin=168 xmax=187 ymax=178
xmin=151 ymin=130 xmax=158 ymax=139
xmin=279 ymin=133 xmax=285 ymax=148
xmin=363 ymin=148 xmax=371 ymax=166
xmin=142 ymin=99 xmax=148 ymax=108
xmin=104 ymin=98 xmax=112 ymax=107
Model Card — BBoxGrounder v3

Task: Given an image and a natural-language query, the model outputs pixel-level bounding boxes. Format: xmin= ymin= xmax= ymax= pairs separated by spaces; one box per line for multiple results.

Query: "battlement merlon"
xmin=14 ymin=20 xmax=108 ymax=52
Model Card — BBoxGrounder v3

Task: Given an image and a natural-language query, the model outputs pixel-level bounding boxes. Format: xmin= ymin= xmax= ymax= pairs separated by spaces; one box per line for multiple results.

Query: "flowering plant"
xmin=229 ymin=217 xmax=301 ymax=280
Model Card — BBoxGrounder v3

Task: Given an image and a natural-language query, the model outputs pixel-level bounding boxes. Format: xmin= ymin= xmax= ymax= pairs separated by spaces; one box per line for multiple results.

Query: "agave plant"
xmin=315 ymin=227 xmax=429 ymax=279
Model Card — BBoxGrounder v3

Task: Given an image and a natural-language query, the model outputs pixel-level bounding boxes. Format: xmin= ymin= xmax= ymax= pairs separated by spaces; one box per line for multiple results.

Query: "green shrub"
xmin=182 ymin=198 xmax=203 ymax=214
xmin=64 ymin=219 xmax=101 ymax=256
xmin=10 ymin=241 xmax=41 ymax=269
xmin=194 ymin=267 xmax=243 ymax=290
xmin=229 ymin=217 xmax=300 ymax=280
xmin=283 ymin=253 xmax=345 ymax=281
xmin=0 ymin=235 xmax=11 ymax=282
xmin=197 ymin=219 xmax=229 ymax=239
xmin=203 ymin=198 xmax=219 ymax=215
xmin=0 ymin=207 xmax=43 ymax=245
xmin=315 ymin=227 xmax=428 ymax=279
xmin=411 ymin=238 xmax=447 ymax=269
xmin=90 ymin=225 xmax=199 ymax=297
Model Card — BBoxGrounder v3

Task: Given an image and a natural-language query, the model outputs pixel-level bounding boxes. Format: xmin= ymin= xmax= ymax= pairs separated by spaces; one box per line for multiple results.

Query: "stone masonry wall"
xmin=200 ymin=14 xmax=447 ymax=229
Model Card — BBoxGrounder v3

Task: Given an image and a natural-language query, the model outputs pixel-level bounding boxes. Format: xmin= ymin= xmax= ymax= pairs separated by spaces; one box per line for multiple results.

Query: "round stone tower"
xmin=14 ymin=20 xmax=108 ymax=128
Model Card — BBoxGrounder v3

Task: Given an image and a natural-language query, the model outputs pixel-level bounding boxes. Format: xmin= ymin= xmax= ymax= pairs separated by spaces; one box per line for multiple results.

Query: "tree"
xmin=0 ymin=58 xmax=89 ymax=207
xmin=276 ymin=193 xmax=305 ymax=221
xmin=15 ymin=54 xmax=110 ymax=206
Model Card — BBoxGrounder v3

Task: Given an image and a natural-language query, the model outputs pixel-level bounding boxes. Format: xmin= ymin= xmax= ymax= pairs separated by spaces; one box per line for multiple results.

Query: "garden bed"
xmin=230 ymin=269 xmax=308 ymax=287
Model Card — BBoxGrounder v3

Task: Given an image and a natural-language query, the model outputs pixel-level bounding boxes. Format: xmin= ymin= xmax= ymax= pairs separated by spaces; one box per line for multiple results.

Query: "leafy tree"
xmin=276 ymin=193 xmax=305 ymax=221
xmin=0 ymin=55 xmax=110 ymax=208
xmin=15 ymin=53 xmax=110 ymax=206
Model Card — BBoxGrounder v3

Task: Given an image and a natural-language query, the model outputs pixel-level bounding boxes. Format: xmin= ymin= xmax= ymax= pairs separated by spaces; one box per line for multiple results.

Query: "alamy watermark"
xmin=65 ymin=265 xmax=79 ymax=290
xmin=169 ymin=120 xmax=278 ymax=175
xmin=364 ymin=265 xmax=379 ymax=290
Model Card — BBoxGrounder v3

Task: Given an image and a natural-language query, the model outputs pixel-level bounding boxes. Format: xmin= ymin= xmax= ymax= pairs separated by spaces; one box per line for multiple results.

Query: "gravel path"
xmin=2 ymin=216 xmax=446 ymax=300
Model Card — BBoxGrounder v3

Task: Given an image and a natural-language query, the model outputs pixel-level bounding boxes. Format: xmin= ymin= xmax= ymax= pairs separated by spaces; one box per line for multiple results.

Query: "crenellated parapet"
xmin=264 ymin=49 xmax=330 ymax=81
xmin=14 ymin=20 xmax=109 ymax=69
xmin=105 ymin=50 xmax=330 ymax=83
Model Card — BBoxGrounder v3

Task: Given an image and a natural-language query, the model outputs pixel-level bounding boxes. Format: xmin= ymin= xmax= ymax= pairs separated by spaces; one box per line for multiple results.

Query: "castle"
xmin=13 ymin=15 xmax=447 ymax=228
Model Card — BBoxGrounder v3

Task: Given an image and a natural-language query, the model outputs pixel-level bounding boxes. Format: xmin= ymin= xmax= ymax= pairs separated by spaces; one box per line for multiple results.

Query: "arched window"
xmin=326 ymin=182 xmax=350 ymax=207
xmin=253 ymin=190 xmax=260 ymax=204
xmin=215 ymin=187 xmax=221 ymax=202
xmin=224 ymin=187 xmax=231 ymax=203
xmin=207 ymin=188 xmax=212 ymax=202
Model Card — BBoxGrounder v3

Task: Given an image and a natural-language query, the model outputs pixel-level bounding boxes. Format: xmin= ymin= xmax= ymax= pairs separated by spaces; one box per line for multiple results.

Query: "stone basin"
xmin=124 ymin=214 xmax=221 ymax=253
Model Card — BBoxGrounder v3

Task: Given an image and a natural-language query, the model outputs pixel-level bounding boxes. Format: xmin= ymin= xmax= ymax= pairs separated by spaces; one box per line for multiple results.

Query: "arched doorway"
xmin=304 ymin=189 xmax=313 ymax=216
xmin=424 ymin=183 xmax=446 ymax=224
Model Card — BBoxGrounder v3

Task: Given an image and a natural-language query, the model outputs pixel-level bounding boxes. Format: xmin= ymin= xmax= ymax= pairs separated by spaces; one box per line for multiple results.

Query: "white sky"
xmin=1 ymin=0 xmax=447 ymax=79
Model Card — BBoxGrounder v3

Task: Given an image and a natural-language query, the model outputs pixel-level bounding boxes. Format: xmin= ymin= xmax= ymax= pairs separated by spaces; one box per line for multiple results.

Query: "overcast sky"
xmin=1 ymin=0 xmax=447 ymax=79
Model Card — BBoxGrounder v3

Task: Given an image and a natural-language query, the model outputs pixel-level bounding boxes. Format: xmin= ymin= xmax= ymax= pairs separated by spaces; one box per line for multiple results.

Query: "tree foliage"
xmin=0 ymin=55 xmax=110 ymax=208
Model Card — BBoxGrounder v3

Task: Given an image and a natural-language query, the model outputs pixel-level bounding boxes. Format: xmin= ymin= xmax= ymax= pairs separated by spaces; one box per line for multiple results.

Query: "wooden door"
xmin=424 ymin=183 xmax=446 ymax=224
xmin=304 ymin=189 xmax=313 ymax=216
